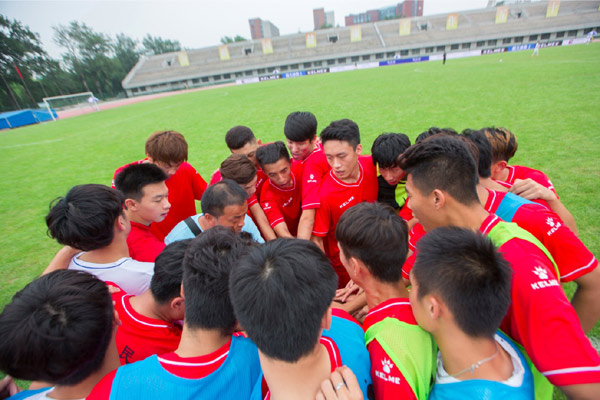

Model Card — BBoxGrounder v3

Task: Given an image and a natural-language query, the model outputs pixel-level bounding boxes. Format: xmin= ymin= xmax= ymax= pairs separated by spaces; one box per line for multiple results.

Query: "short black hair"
xmin=150 ymin=239 xmax=190 ymax=304
xmin=114 ymin=163 xmax=168 ymax=201
xmin=336 ymin=202 xmax=408 ymax=283
xmin=320 ymin=119 xmax=360 ymax=149
xmin=46 ymin=184 xmax=124 ymax=251
xmin=182 ymin=226 xmax=248 ymax=334
xmin=415 ymin=127 xmax=458 ymax=144
xmin=225 ymin=126 xmax=256 ymax=150
xmin=284 ymin=111 xmax=318 ymax=142
xmin=461 ymin=129 xmax=493 ymax=178
xmin=201 ymin=179 xmax=248 ymax=218
xmin=229 ymin=239 xmax=337 ymax=362
xmin=256 ymin=141 xmax=290 ymax=170
xmin=412 ymin=227 xmax=512 ymax=338
xmin=398 ymin=135 xmax=479 ymax=206
xmin=371 ymin=133 xmax=411 ymax=168
xmin=0 ymin=270 xmax=113 ymax=384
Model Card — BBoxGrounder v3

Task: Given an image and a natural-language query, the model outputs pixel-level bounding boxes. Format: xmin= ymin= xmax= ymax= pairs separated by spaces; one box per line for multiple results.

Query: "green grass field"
xmin=1 ymin=43 xmax=598 ymax=396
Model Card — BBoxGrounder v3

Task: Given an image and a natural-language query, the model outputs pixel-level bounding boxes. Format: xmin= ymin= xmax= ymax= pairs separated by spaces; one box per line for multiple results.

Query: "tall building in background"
xmin=345 ymin=1 xmax=423 ymax=26
xmin=313 ymin=8 xmax=335 ymax=30
xmin=248 ymin=18 xmax=280 ymax=39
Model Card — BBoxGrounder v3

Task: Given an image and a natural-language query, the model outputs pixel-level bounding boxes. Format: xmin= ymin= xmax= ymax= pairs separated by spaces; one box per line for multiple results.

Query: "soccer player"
xmin=45 ymin=184 xmax=153 ymax=295
xmin=114 ymin=163 xmax=169 ymax=262
xmin=410 ymin=227 xmax=534 ymax=399
xmin=223 ymin=125 xmax=275 ymax=240
xmin=164 ymin=179 xmax=264 ymax=244
xmin=256 ymin=141 xmax=302 ymax=237
xmin=482 ymin=126 xmax=578 ymax=234
xmin=336 ymin=202 xmax=436 ymax=400
xmin=463 ymin=128 xmax=600 ymax=332
xmin=112 ymin=130 xmax=207 ymax=241
xmin=532 ymin=40 xmax=540 ymax=56
xmin=0 ymin=270 xmax=119 ymax=400
xmin=397 ymin=135 xmax=600 ymax=399
xmin=283 ymin=111 xmax=331 ymax=239
xmin=88 ymin=226 xmax=261 ymax=399
xmin=370 ymin=133 xmax=411 ymax=212
xmin=113 ymin=240 xmax=188 ymax=365
xmin=229 ymin=238 xmax=372 ymax=400
xmin=311 ymin=119 xmax=378 ymax=287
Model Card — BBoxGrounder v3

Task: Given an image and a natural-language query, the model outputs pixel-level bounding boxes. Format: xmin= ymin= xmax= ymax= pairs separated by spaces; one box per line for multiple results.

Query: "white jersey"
xmin=69 ymin=253 xmax=153 ymax=295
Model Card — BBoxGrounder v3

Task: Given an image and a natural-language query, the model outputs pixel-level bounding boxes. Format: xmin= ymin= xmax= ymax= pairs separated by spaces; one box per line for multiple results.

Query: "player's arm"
xmin=42 ymin=246 xmax=79 ymax=275
xmin=560 ymin=383 xmax=600 ymax=400
xmin=249 ymin=203 xmax=276 ymax=241
xmin=510 ymin=178 xmax=578 ymax=234
xmin=311 ymin=235 xmax=325 ymax=253
xmin=273 ymin=222 xmax=293 ymax=238
xmin=572 ymin=267 xmax=600 ymax=333
xmin=297 ymin=208 xmax=316 ymax=240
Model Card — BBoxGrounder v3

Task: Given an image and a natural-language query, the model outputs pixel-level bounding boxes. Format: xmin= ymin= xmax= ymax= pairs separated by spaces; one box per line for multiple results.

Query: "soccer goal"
xmin=43 ymin=92 xmax=99 ymax=121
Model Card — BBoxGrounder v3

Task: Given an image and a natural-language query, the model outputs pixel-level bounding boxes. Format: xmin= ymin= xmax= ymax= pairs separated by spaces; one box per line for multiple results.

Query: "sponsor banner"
xmin=262 ymin=39 xmax=273 ymax=54
xmin=236 ymin=77 xmax=260 ymax=85
xmin=399 ymin=18 xmax=411 ymax=36
xmin=307 ymin=68 xmax=329 ymax=75
xmin=508 ymin=43 xmax=535 ymax=52
xmin=351 ymin=26 xmax=362 ymax=42
xmin=218 ymin=45 xmax=230 ymax=61
xmin=495 ymin=6 xmax=509 ymax=24
xmin=330 ymin=65 xmax=356 ymax=73
xmin=177 ymin=51 xmax=190 ymax=67
xmin=259 ymin=75 xmax=281 ymax=81
xmin=356 ymin=62 xmax=380 ymax=70
xmin=379 ymin=56 xmax=429 ymax=66
xmin=282 ymin=71 xmax=307 ymax=79
xmin=306 ymin=32 xmax=317 ymax=48
xmin=546 ymin=0 xmax=560 ymax=17
xmin=447 ymin=50 xmax=481 ymax=59
xmin=446 ymin=13 xmax=458 ymax=30
xmin=562 ymin=38 xmax=587 ymax=46
xmin=483 ymin=47 xmax=507 ymax=54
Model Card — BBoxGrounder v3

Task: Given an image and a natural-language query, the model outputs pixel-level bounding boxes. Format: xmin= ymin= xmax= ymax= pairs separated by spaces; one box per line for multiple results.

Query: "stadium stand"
xmin=122 ymin=1 xmax=600 ymax=97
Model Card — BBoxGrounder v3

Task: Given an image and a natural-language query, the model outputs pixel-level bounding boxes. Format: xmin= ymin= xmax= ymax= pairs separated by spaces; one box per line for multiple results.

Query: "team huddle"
xmin=0 ymin=112 xmax=599 ymax=400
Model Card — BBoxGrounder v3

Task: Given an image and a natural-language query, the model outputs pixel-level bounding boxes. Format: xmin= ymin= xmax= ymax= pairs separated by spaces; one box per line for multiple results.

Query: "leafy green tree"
xmin=220 ymin=35 xmax=247 ymax=44
xmin=142 ymin=34 xmax=181 ymax=55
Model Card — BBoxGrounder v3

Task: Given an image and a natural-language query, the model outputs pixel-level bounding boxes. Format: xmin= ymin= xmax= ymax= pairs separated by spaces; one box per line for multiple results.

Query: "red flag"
xmin=13 ymin=62 xmax=23 ymax=80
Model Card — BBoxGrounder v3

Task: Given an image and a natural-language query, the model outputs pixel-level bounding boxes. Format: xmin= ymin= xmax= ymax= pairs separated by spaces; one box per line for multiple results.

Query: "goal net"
xmin=43 ymin=92 xmax=100 ymax=121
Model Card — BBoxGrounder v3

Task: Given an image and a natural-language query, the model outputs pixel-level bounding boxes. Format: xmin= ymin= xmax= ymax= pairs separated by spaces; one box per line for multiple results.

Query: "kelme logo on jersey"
xmin=282 ymin=196 xmax=293 ymax=208
xmin=307 ymin=174 xmax=317 ymax=184
xmin=531 ymin=266 xmax=559 ymax=290
xmin=340 ymin=196 xmax=355 ymax=209
xmin=375 ymin=358 xmax=401 ymax=385
xmin=545 ymin=217 xmax=561 ymax=237
xmin=263 ymin=202 xmax=271 ymax=210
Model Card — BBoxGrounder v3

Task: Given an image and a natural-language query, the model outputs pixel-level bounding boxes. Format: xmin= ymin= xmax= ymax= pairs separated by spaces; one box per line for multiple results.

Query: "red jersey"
xmin=312 ymin=156 xmax=378 ymax=287
xmin=113 ymin=160 xmax=207 ymax=241
xmin=363 ymin=299 xmax=419 ymax=400
xmin=260 ymin=168 xmax=302 ymax=236
xmin=480 ymin=214 xmax=600 ymax=386
xmin=495 ymin=165 xmax=559 ymax=207
xmin=112 ymin=289 xmax=182 ymax=365
xmin=399 ymin=198 xmax=414 ymax=222
xmin=484 ymin=189 xmax=597 ymax=282
xmin=126 ymin=221 xmax=165 ymax=262
xmin=291 ymin=142 xmax=331 ymax=210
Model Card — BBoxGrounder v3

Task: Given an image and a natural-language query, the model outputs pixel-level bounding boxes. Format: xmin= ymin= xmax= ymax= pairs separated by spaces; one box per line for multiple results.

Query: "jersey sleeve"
xmin=189 ymin=164 xmax=207 ymax=201
xmin=86 ymin=369 xmax=117 ymax=400
xmin=260 ymin=187 xmax=285 ymax=229
xmin=499 ymin=241 xmax=600 ymax=386
xmin=368 ymin=339 xmax=418 ymax=400
xmin=247 ymin=193 xmax=258 ymax=207
xmin=301 ymin=159 xmax=326 ymax=210
xmin=312 ymin=196 xmax=331 ymax=237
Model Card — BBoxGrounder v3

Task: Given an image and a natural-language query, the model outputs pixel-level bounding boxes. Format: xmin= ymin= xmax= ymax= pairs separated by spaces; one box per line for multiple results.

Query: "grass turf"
xmin=0 ymin=43 xmax=598 ymax=396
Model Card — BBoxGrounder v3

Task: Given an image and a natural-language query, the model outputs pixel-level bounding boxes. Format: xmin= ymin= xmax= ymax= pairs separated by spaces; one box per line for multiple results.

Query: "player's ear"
xmin=179 ymin=283 xmax=185 ymax=300
xmin=355 ymin=143 xmax=363 ymax=155
xmin=204 ymin=213 xmax=217 ymax=227
xmin=321 ymin=305 xmax=333 ymax=331
xmin=124 ymin=198 xmax=138 ymax=211
xmin=115 ymin=214 xmax=128 ymax=232
xmin=428 ymin=295 xmax=442 ymax=320
xmin=431 ymin=189 xmax=446 ymax=209
xmin=170 ymin=296 xmax=184 ymax=311
xmin=146 ymin=156 xmax=154 ymax=164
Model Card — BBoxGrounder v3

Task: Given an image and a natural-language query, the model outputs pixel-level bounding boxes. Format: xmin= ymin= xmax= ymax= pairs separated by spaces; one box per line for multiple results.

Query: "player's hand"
xmin=335 ymin=281 xmax=363 ymax=303
xmin=107 ymin=285 xmax=121 ymax=295
xmin=510 ymin=178 xmax=556 ymax=202
xmin=0 ymin=375 xmax=19 ymax=399
xmin=316 ymin=366 xmax=364 ymax=400
xmin=352 ymin=305 xmax=369 ymax=323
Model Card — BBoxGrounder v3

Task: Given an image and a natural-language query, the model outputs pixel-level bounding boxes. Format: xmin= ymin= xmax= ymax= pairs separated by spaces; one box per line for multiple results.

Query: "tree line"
xmin=0 ymin=15 xmax=182 ymax=111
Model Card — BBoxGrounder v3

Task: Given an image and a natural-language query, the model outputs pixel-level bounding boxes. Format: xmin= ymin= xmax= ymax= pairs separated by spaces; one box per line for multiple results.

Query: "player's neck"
xmin=364 ymin=278 xmax=409 ymax=309
xmin=436 ymin=328 xmax=513 ymax=382
xmin=175 ymin=326 xmax=230 ymax=358
xmin=51 ymin=329 xmax=120 ymax=398
xmin=78 ymin=239 xmax=130 ymax=264
xmin=338 ymin=162 xmax=361 ymax=184
xmin=497 ymin=168 xmax=509 ymax=182
xmin=129 ymin=290 xmax=174 ymax=323
xmin=479 ymin=178 xmax=508 ymax=192
xmin=260 ymin=343 xmax=331 ymax=400
xmin=125 ymin=209 xmax=152 ymax=227
xmin=445 ymin=200 xmax=489 ymax=232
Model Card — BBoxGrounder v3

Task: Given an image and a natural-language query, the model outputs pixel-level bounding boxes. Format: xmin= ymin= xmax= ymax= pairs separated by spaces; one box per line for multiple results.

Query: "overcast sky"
xmin=1 ymin=0 xmax=488 ymax=59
